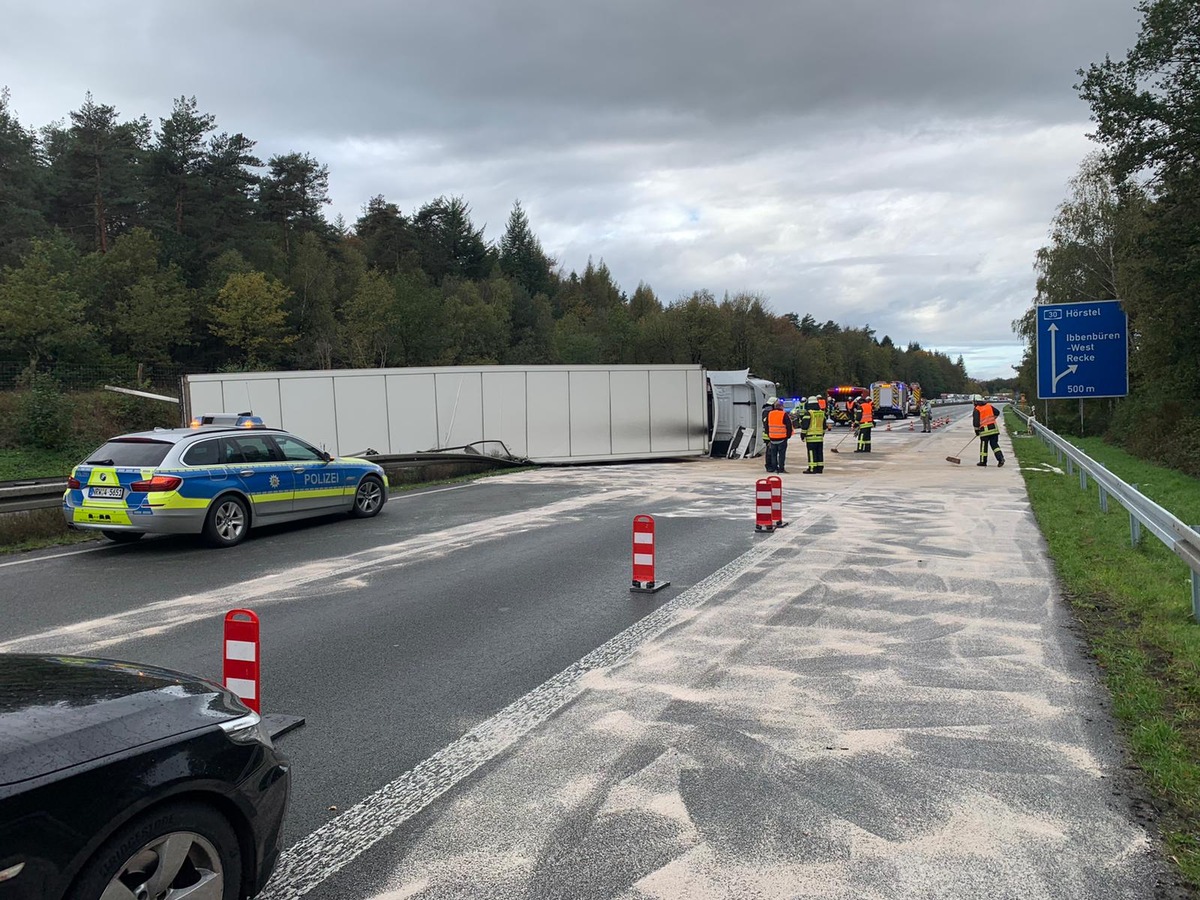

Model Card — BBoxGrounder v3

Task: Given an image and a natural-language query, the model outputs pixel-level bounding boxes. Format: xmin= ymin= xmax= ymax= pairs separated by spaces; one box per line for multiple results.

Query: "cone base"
xmin=631 ymin=580 xmax=670 ymax=593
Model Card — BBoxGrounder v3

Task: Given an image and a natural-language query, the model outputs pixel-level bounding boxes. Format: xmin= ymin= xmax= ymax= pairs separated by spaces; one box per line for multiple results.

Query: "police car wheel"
xmin=101 ymin=530 xmax=144 ymax=543
xmin=204 ymin=495 xmax=249 ymax=547
xmin=351 ymin=476 xmax=385 ymax=519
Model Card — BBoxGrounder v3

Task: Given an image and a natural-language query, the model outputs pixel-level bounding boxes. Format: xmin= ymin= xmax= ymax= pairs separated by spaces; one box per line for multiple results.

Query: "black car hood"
xmin=0 ymin=655 xmax=248 ymax=786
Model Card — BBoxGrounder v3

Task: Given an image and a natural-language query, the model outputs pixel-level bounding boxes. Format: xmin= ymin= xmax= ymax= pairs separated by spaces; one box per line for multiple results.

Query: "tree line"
xmin=0 ymin=90 xmax=973 ymax=398
xmin=1014 ymin=0 xmax=1200 ymax=473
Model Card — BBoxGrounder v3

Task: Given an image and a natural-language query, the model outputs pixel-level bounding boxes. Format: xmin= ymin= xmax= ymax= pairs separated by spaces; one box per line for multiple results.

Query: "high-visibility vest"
xmin=767 ymin=409 xmax=790 ymax=440
xmin=803 ymin=408 xmax=826 ymax=441
xmin=858 ymin=401 xmax=873 ymax=425
xmin=977 ymin=403 xmax=998 ymax=435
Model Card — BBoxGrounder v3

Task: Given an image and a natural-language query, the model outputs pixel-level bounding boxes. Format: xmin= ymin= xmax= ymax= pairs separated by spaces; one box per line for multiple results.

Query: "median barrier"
xmin=755 ymin=479 xmax=774 ymax=533
xmin=768 ymin=475 xmax=787 ymax=528
xmin=223 ymin=608 xmax=305 ymax=739
xmin=630 ymin=515 xmax=669 ymax=593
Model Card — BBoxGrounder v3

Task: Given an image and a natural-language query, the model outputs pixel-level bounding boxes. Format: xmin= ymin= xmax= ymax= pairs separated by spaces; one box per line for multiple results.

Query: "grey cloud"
xmin=0 ymin=0 xmax=1142 ymax=377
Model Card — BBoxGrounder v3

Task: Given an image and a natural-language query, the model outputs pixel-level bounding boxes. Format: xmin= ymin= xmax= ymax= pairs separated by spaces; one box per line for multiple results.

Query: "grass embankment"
xmin=1007 ymin=408 xmax=1200 ymax=885
xmin=0 ymin=448 xmax=81 ymax=481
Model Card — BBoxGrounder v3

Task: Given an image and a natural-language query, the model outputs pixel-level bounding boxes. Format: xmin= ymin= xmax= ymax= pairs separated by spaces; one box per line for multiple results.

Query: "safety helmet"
xmin=767 ymin=396 xmax=778 ymax=405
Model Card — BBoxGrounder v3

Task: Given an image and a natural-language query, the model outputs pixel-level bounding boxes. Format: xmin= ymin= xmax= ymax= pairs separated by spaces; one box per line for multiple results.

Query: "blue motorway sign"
xmin=1036 ymin=299 xmax=1128 ymax=399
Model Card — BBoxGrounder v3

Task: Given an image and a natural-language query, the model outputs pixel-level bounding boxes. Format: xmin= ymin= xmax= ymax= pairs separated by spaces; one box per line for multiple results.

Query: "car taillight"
xmin=130 ymin=475 xmax=182 ymax=492
xmin=67 ymin=476 xmax=82 ymax=489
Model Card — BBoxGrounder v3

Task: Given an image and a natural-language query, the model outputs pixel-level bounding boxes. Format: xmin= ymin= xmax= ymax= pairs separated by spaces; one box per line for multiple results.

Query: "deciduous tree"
xmin=209 ymin=271 xmax=294 ymax=367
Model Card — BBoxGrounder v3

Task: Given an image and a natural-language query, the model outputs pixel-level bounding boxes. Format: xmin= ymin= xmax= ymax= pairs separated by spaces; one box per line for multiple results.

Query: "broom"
xmin=945 ymin=434 xmax=978 ymax=465
xmin=829 ymin=426 xmax=856 ymax=454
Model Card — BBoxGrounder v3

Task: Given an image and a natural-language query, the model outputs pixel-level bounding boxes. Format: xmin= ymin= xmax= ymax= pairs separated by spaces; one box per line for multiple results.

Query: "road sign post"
xmin=1036 ymin=300 xmax=1128 ymax=400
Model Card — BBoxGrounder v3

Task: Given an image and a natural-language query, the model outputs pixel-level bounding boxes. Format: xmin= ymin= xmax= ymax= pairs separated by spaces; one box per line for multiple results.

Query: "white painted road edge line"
xmin=0 ymin=480 xmax=483 ymax=571
xmin=257 ymin=534 xmax=795 ymax=900
xmin=0 ymin=543 xmax=112 ymax=569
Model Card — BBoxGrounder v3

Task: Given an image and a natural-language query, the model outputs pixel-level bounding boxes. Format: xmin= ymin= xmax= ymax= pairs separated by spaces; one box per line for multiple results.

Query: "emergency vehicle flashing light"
xmin=189 ymin=413 xmax=266 ymax=429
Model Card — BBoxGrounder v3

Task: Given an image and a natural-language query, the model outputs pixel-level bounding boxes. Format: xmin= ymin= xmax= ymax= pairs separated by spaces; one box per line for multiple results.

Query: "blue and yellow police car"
xmin=62 ymin=414 xmax=389 ymax=548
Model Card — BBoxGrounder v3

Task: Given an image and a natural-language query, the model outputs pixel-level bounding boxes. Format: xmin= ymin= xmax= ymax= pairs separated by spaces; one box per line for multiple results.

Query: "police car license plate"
xmin=90 ymin=486 xmax=124 ymax=499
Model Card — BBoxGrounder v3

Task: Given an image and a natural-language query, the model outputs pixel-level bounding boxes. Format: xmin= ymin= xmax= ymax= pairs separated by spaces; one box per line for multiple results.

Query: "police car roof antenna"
xmin=945 ymin=436 xmax=976 ymax=465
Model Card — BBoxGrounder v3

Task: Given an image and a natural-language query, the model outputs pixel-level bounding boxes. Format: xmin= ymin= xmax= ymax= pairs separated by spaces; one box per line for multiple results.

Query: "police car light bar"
xmin=190 ymin=413 xmax=266 ymax=428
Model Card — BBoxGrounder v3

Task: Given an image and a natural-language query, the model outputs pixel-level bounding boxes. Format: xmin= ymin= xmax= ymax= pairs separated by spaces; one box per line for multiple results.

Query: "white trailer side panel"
xmin=569 ymin=370 xmax=612 ymax=457
xmin=386 ymin=373 xmax=438 ymax=452
xmin=688 ymin=371 xmax=707 ymax=450
xmin=434 ymin=371 xmax=484 ymax=448
xmin=610 ymin=370 xmax=651 ymax=455
xmin=279 ymin=377 xmax=337 ymax=452
xmin=649 ymin=369 xmax=690 ymax=452
xmin=334 ymin=375 xmax=388 ymax=455
xmin=482 ymin=371 xmax=528 ymax=457
xmin=188 ymin=381 xmax=224 ymax=421
xmin=185 ymin=365 xmax=707 ymax=463
xmin=525 ymin=371 xmax=570 ymax=459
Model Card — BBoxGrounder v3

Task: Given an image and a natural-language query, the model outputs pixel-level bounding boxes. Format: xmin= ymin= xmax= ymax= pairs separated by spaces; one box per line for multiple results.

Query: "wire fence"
xmin=0 ymin=362 xmax=198 ymax=394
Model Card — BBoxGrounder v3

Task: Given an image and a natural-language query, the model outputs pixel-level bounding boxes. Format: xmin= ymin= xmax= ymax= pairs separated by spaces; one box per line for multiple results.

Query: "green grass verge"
xmin=1007 ymin=408 xmax=1200 ymax=885
xmin=0 ymin=448 xmax=81 ymax=481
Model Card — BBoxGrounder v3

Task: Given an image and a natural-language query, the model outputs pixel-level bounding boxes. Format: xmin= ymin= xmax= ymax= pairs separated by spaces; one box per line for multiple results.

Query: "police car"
xmin=62 ymin=414 xmax=389 ymax=548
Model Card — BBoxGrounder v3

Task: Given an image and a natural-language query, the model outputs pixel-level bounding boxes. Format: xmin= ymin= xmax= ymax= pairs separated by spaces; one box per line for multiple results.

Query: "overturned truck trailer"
xmin=183 ymin=364 xmax=709 ymax=464
xmin=706 ymin=370 xmax=778 ymax=460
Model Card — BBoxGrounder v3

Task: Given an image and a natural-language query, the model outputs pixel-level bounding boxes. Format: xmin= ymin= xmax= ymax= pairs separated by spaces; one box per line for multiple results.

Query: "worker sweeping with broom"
xmin=853 ymin=394 xmax=874 ymax=452
xmin=972 ymin=395 xmax=1005 ymax=467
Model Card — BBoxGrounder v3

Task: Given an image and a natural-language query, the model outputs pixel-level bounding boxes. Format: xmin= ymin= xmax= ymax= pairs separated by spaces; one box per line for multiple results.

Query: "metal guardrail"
xmin=1012 ymin=407 xmax=1200 ymax=621
xmin=0 ymin=480 xmax=67 ymax=514
xmin=0 ymin=446 xmax=526 ymax=518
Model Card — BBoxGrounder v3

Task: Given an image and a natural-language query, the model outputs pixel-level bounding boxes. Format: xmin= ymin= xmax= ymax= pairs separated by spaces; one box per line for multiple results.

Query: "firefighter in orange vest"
xmin=973 ymin=396 xmax=1005 ymax=467
xmin=762 ymin=397 xmax=794 ymax=473
xmin=854 ymin=396 xmax=874 ymax=452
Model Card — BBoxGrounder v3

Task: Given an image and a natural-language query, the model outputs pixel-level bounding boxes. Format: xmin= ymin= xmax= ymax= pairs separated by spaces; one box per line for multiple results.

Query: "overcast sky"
xmin=2 ymin=1 xmax=1142 ymax=378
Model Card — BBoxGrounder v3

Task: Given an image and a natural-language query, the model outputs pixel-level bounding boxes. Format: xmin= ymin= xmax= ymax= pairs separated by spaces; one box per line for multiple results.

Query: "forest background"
xmin=0 ymin=86 xmax=975 ymax=450
xmin=4 ymin=0 xmax=1197 ymax=472
xmin=1013 ymin=0 xmax=1200 ymax=474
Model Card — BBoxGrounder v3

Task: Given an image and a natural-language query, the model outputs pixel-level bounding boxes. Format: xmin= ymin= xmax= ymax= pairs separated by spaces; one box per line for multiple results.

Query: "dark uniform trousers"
xmin=806 ymin=441 xmax=824 ymax=472
xmin=856 ymin=424 xmax=872 ymax=452
xmin=979 ymin=432 xmax=1004 ymax=465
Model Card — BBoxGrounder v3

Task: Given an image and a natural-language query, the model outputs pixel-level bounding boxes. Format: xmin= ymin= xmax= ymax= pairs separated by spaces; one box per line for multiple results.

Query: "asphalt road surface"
xmin=0 ymin=411 xmax=1182 ymax=899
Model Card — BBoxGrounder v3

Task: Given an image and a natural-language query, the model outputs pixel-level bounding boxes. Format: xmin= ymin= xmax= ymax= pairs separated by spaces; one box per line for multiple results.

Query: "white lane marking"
xmin=257 ymin=534 xmax=796 ymax=900
xmin=0 ymin=483 xmax=479 ymax=571
xmin=0 ymin=486 xmax=656 ymax=655
xmin=0 ymin=544 xmax=110 ymax=569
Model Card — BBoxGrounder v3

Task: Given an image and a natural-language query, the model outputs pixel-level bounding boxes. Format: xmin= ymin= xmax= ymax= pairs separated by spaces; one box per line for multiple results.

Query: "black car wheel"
xmin=101 ymin=530 xmax=144 ymax=544
xmin=350 ymin=475 xmax=385 ymax=519
xmin=68 ymin=801 xmax=241 ymax=900
xmin=203 ymin=495 xmax=249 ymax=548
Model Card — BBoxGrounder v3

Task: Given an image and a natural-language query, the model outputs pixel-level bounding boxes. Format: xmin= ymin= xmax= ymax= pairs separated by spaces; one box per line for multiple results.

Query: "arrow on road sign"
xmin=1047 ymin=324 xmax=1078 ymax=392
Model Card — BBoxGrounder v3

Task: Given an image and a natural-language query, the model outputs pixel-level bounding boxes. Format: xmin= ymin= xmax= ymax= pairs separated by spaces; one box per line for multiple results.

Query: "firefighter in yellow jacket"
xmin=799 ymin=395 xmax=830 ymax=473
xmin=853 ymin=396 xmax=874 ymax=452
xmin=973 ymin=396 xmax=1005 ymax=467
